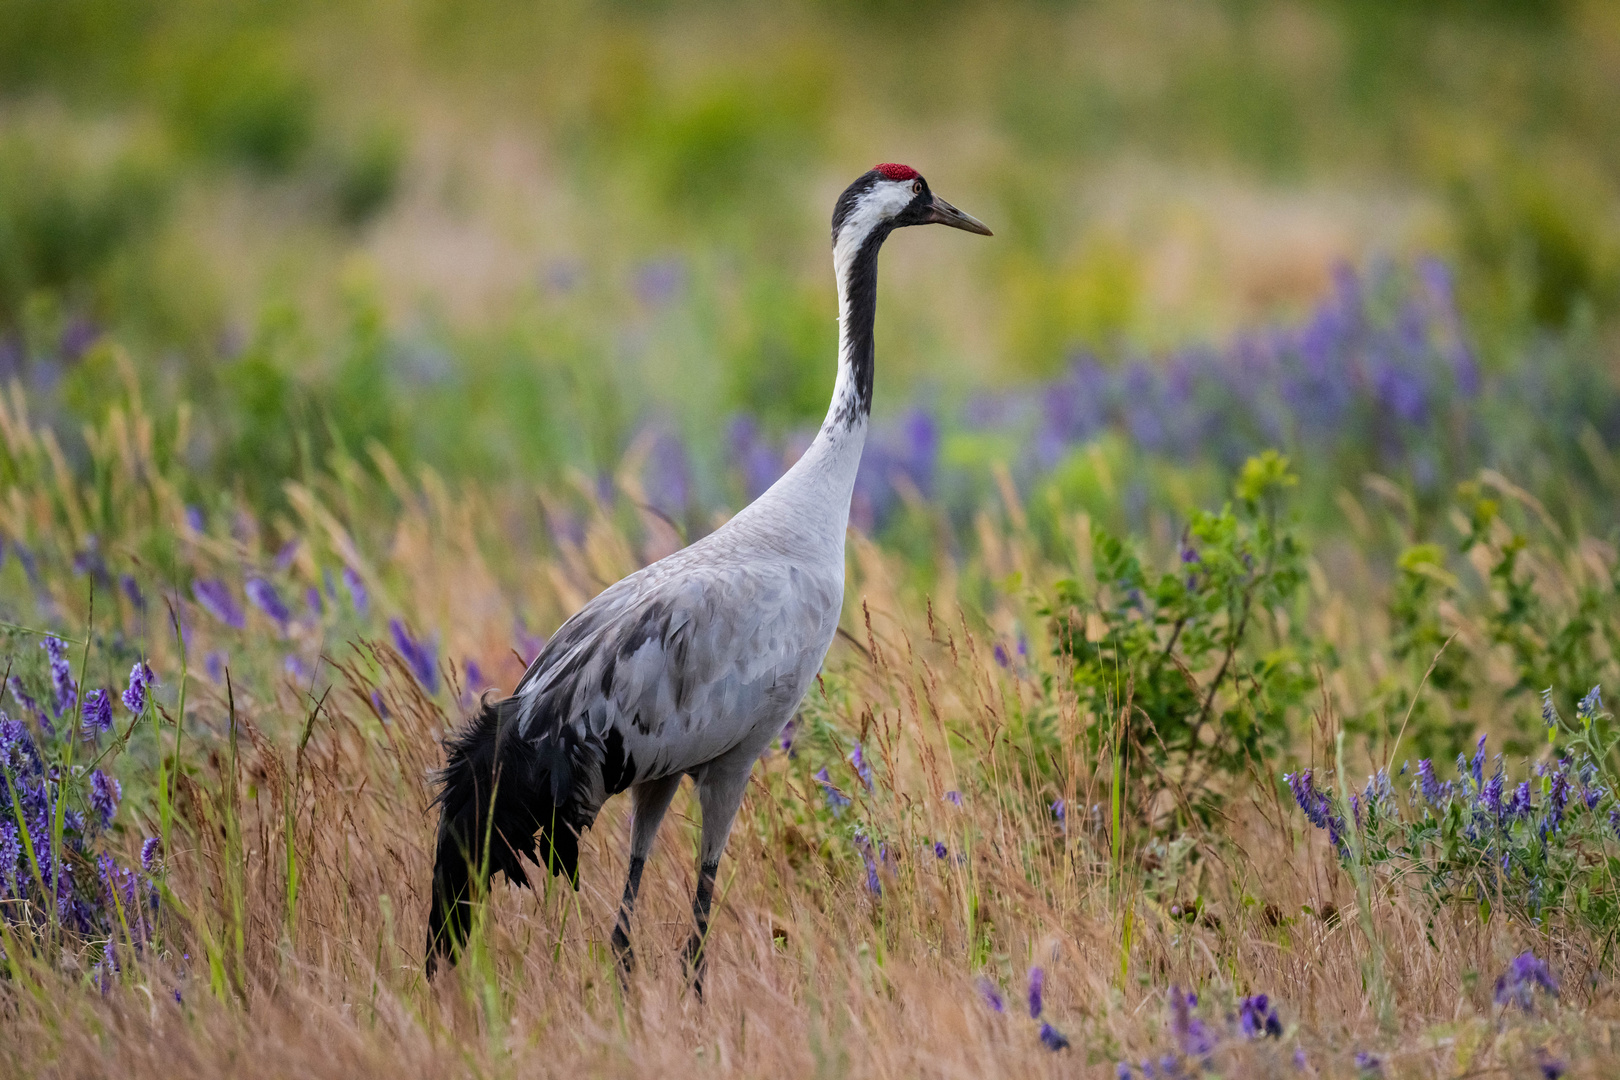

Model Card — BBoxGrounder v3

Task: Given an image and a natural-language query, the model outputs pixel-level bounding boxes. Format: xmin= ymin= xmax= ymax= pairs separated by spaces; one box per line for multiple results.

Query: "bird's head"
xmin=831 ymin=163 xmax=992 ymax=258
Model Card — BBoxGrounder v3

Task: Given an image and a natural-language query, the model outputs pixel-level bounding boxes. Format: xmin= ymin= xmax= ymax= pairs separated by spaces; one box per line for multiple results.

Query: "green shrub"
xmin=167 ymin=36 xmax=315 ymax=176
xmin=1044 ymin=451 xmax=1317 ymax=818
xmin=333 ymin=122 xmax=405 ymax=228
xmin=0 ymin=131 xmax=168 ymax=328
xmin=1359 ymin=478 xmax=1620 ymax=759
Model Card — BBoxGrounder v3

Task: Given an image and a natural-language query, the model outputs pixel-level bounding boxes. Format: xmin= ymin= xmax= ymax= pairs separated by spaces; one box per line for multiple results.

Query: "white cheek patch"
xmin=833 ymin=181 xmax=915 ymax=277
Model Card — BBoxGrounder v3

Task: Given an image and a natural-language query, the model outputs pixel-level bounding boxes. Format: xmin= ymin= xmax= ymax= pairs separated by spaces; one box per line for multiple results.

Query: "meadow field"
xmin=4 ymin=1 xmax=1620 ymax=1076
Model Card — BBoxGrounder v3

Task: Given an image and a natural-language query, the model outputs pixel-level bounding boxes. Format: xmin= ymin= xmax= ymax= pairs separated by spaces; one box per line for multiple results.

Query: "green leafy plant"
xmin=1363 ymin=479 xmax=1620 ymax=758
xmin=1045 ymin=451 xmax=1316 ymax=819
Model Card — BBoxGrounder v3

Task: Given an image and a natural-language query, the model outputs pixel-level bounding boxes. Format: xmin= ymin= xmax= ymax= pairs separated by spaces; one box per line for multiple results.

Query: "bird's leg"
xmin=610 ymin=856 xmax=646 ymax=980
xmin=612 ymin=773 xmax=681 ymax=986
xmin=683 ymin=767 xmax=750 ymax=999
xmin=682 ymin=858 xmax=718 ymax=995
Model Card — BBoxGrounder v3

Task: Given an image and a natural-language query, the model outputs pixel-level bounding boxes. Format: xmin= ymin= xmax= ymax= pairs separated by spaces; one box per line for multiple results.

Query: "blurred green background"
xmin=2 ymin=0 xmax=1618 ymax=519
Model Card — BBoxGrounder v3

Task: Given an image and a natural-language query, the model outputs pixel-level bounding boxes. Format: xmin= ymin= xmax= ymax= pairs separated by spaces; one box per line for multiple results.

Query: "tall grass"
xmin=0 ymin=384 xmax=1610 ymax=1078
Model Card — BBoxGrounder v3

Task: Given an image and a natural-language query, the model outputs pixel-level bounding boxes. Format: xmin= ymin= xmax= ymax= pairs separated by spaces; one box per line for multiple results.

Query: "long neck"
xmin=738 ymin=222 xmax=888 ymax=547
xmin=824 ymin=224 xmax=887 ymax=431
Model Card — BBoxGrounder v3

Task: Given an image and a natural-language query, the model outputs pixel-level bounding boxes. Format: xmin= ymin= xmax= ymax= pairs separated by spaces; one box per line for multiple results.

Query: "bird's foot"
xmin=681 ymin=932 xmax=706 ymax=1001
xmin=610 ymin=924 xmax=635 ymax=989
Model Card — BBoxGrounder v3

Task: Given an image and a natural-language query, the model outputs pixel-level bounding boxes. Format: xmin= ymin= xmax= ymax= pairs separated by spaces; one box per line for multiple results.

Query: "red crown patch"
xmin=874 ymin=163 xmax=920 ymax=181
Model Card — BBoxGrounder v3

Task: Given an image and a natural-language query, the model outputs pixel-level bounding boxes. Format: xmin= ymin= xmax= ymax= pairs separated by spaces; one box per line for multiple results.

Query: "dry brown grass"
xmin=1 ymin=392 xmax=1616 ymax=1079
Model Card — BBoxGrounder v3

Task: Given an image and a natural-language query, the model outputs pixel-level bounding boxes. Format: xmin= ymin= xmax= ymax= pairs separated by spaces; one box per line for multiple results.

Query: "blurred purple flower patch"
xmin=193 ymin=579 xmax=245 ymax=629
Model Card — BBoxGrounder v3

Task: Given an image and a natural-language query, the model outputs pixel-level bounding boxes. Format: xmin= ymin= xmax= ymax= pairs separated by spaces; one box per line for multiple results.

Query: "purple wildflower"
xmin=1417 ymin=759 xmax=1443 ymax=805
xmin=1169 ymin=986 xmax=1217 ymax=1059
xmin=514 ymin=620 xmax=546 ymax=664
xmin=813 ymin=767 xmax=850 ymax=815
xmin=976 ymin=976 xmax=1005 ymax=1013
xmin=1470 ymin=734 xmax=1486 ymax=788
xmin=342 ymin=566 xmax=369 ymax=616
xmin=80 ymin=688 xmax=112 ymax=738
xmin=1542 ymin=688 xmax=1557 ymax=729
xmin=1051 ymin=798 xmax=1066 ymax=822
xmin=204 ymin=651 xmax=227 ymax=684
xmin=9 ymin=676 xmax=49 ymax=734
xmin=1038 ymin=1022 xmax=1070 ymax=1051
xmin=43 ymin=635 xmax=77 ymax=717
xmin=1 ymin=716 xmax=40 ymax=777
xmin=1285 ymin=769 xmax=1349 ymax=851
xmin=779 ymin=718 xmax=796 ymax=758
xmin=193 ymin=579 xmax=245 ymax=629
xmin=1494 ymin=952 xmax=1558 ymax=1011
xmin=850 ymin=743 xmax=873 ymax=790
xmin=1547 ymin=767 xmax=1570 ymax=832
xmin=0 ymin=820 xmax=20 ymax=883
xmin=944 ymin=790 xmax=962 ymax=806
xmin=1027 ymin=966 xmax=1045 ymax=1017
xmin=993 ymin=642 xmax=1010 ymax=668
xmin=273 ymin=539 xmax=300 ymax=571
xmin=389 ymin=619 xmax=440 ymax=693
xmin=283 ymin=654 xmax=312 ymax=681
xmin=934 ymin=840 xmax=947 ymax=858
xmin=72 ymin=538 xmax=106 ymax=580
xmin=369 ymin=689 xmax=390 ymax=720
xmin=1239 ymin=993 xmax=1283 ymax=1039
xmin=1481 ymin=765 xmax=1505 ymax=820
xmin=121 ymin=660 xmax=155 ymax=714
xmin=88 ymin=769 xmax=120 ymax=828
xmin=854 ymin=833 xmax=881 ymax=895
xmin=1354 ymin=1051 xmax=1383 ymax=1075
xmin=306 ymin=586 xmax=324 ymax=617
xmin=141 ymin=837 xmax=162 ymax=872
xmin=1286 ymin=770 xmax=1329 ymax=828
xmin=1508 ymin=781 xmax=1533 ymax=820
xmin=245 ymin=577 xmax=291 ymax=627
xmin=120 ymin=574 xmax=146 ymax=611
xmin=1578 ymin=685 xmax=1603 ymax=720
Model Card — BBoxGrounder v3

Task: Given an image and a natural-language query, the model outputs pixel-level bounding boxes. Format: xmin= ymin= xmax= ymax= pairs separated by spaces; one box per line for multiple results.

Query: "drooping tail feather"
xmin=426 ymin=695 xmax=585 ymax=975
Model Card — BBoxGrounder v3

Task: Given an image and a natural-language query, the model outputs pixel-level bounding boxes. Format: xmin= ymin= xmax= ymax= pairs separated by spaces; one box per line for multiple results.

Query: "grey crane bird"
xmin=426 ymin=163 xmax=990 ymax=987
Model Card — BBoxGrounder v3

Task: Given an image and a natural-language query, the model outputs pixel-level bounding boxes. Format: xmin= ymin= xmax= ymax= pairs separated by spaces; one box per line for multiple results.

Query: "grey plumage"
xmin=510 ymin=518 xmax=846 ymax=823
xmin=426 ymin=164 xmax=990 ymax=985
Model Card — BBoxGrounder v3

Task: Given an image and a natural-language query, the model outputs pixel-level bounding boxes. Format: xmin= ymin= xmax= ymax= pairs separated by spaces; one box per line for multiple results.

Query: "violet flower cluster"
xmin=1287 ymin=691 xmax=1620 ymax=925
xmin=389 ymin=618 xmax=440 ymax=693
xmin=1 ymin=657 xmax=160 ymax=956
xmin=1494 ymin=951 xmax=1559 ymax=1012
xmin=813 ymin=766 xmax=851 ymax=815
xmin=974 ymin=968 xmax=1070 ymax=1052
xmin=682 ymin=260 xmax=1520 ymax=536
xmin=1116 ymin=986 xmax=1287 ymax=1078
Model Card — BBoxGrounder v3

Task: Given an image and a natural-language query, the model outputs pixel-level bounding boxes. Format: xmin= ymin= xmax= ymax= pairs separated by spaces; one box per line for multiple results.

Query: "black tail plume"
xmin=426 ymin=695 xmax=584 ymax=975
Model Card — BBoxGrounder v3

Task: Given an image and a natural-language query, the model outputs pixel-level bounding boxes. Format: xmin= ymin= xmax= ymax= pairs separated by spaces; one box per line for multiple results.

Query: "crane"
xmin=426 ymin=164 xmax=991 ymax=989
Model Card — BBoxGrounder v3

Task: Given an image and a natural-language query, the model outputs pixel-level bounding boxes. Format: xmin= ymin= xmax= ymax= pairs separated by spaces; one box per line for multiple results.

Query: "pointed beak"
xmin=923 ymin=193 xmax=993 ymax=236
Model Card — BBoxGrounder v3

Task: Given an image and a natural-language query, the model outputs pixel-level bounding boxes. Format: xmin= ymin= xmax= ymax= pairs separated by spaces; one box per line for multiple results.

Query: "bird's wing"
xmin=513 ymin=546 xmax=840 ymax=790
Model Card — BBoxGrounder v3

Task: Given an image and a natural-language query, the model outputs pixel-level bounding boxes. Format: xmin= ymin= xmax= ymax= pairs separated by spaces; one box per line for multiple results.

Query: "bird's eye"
xmin=911 ymin=180 xmax=922 ymax=195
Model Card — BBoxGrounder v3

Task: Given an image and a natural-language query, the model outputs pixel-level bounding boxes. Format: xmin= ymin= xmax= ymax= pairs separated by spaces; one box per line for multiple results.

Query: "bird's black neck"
xmin=828 ymin=225 xmax=889 ymax=430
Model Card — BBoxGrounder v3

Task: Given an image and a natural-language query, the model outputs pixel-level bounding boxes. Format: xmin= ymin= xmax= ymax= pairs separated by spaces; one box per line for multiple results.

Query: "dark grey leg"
xmin=610 ymin=855 xmax=646 ymax=974
xmin=683 ymin=766 xmax=750 ymax=999
xmin=681 ymin=858 xmax=719 ymax=994
xmin=611 ymin=773 xmax=682 ymax=983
